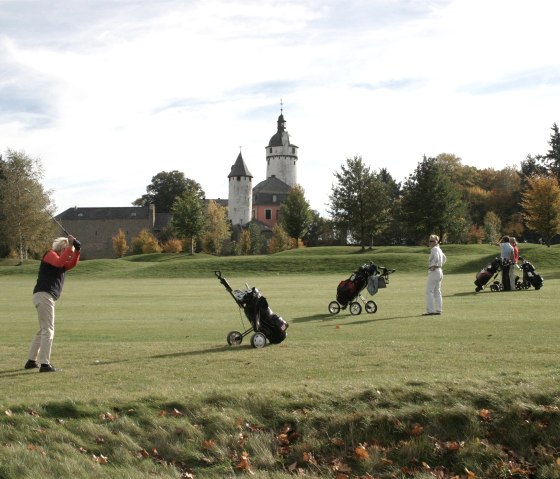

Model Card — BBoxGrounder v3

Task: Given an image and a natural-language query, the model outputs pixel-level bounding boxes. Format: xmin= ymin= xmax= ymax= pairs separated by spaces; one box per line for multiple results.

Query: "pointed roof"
xmin=228 ymin=152 xmax=253 ymax=178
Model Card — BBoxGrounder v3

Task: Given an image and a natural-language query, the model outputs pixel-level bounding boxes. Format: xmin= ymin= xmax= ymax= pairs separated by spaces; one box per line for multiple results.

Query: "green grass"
xmin=1 ymin=245 xmax=559 ymax=478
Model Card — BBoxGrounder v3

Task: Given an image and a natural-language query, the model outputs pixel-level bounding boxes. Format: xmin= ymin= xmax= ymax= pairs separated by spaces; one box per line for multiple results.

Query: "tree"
xmin=0 ymin=149 xmax=56 ymax=263
xmin=328 ymin=156 xmax=390 ymax=250
xmin=521 ymin=176 xmax=560 ymax=246
xmin=400 ymin=156 xmax=468 ymax=243
xmin=483 ymin=211 xmax=502 ymax=244
xmin=268 ymin=224 xmax=291 ymax=253
xmin=112 ymin=229 xmax=128 ymax=257
xmin=202 ymin=200 xmax=231 ymax=255
xmin=171 ymin=189 xmax=206 ymax=254
xmin=239 ymin=228 xmax=251 ymax=255
xmin=280 ymin=185 xmax=312 ymax=248
xmin=248 ymin=223 xmax=264 ymax=255
xmin=134 ymin=171 xmax=204 ymax=213
xmin=538 ymin=123 xmax=560 ymax=180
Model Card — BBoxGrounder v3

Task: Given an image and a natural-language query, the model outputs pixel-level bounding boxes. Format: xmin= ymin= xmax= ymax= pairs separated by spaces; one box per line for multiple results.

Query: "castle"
xmin=56 ymin=108 xmax=299 ymax=259
xmin=228 ymin=108 xmax=298 ymax=228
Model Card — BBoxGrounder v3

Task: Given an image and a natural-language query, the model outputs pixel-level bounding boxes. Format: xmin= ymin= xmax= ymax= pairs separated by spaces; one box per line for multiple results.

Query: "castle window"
xmin=237 ymin=176 xmax=241 ymax=181
xmin=77 ymin=213 xmax=83 ymax=217
xmin=269 ymin=148 xmax=272 ymax=153
xmin=131 ymin=212 xmax=136 ymax=217
xmin=292 ymin=147 xmax=295 ymax=154
xmin=265 ymin=209 xmax=272 ymax=220
xmin=272 ymin=195 xmax=277 ymax=202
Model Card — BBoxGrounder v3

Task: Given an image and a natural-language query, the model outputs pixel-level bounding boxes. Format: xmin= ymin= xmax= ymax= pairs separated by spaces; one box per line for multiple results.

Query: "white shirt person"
xmin=424 ymin=234 xmax=447 ymax=316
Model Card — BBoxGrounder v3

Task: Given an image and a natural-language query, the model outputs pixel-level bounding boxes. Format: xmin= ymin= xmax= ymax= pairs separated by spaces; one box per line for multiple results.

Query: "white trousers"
xmin=426 ymin=269 xmax=443 ymax=313
xmin=28 ymin=292 xmax=56 ymax=365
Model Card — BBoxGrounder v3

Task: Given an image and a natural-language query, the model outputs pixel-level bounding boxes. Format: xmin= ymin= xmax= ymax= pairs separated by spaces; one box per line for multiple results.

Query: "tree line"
xmin=2 ymin=124 xmax=560 ymax=260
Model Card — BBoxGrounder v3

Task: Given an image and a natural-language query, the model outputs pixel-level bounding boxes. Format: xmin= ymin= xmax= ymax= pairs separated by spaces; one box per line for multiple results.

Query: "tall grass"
xmin=1 ymin=245 xmax=559 ymax=478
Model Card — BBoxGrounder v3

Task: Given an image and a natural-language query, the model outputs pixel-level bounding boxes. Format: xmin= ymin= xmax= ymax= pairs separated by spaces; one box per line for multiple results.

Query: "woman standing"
xmin=423 ymin=234 xmax=447 ymax=316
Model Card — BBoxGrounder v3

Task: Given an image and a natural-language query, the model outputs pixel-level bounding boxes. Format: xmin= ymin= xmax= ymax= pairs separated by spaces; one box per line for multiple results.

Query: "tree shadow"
xmin=291 ymin=313 xmax=415 ymax=324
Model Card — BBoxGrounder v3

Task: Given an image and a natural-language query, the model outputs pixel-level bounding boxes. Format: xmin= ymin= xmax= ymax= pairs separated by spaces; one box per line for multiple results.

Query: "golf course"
xmin=1 ymin=244 xmax=559 ymax=478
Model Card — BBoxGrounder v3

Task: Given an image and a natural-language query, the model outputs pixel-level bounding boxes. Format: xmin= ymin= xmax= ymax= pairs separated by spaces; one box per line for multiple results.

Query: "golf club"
xmin=24 ymin=187 xmax=70 ymax=236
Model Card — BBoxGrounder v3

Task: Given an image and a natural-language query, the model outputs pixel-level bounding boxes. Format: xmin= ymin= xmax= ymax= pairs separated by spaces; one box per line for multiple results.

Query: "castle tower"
xmin=227 ymin=151 xmax=253 ymax=225
xmin=266 ymin=107 xmax=298 ymax=187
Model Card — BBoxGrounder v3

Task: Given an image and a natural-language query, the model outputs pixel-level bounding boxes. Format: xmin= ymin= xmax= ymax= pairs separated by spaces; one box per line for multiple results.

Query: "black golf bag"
xmin=474 ymin=257 xmax=502 ymax=292
xmin=214 ymin=271 xmax=288 ymax=348
xmin=516 ymin=257 xmax=544 ymax=290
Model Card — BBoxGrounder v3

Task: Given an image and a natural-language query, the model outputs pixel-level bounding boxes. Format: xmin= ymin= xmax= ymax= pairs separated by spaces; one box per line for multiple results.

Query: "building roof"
xmin=56 ymin=206 xmax=152 ymax=220
xmin=268 ymin=112 xmax=298 ymax=148
xmin=228 ymin=152 xmax=253 ymax=178
xmin=252 ymin=175 xmax=291 ymax=194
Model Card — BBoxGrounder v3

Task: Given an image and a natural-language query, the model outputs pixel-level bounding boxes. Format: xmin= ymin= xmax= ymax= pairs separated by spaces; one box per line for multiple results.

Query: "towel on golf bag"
xmin=367 ymin=275 xmax=387 ymax=295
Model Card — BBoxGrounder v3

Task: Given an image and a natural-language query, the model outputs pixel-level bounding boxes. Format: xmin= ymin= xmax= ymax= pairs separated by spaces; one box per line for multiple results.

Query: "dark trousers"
xmin=502 ymin=264 xmax=511 ymax=291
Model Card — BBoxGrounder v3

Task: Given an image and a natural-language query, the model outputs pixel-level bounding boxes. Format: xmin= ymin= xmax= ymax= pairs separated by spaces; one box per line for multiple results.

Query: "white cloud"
xmin=1 ymin=0 xmax=559 ymax=216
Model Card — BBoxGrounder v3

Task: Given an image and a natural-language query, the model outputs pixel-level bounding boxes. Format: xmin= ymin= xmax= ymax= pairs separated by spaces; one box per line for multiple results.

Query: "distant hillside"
xmin=1 ymin=244 xmax=558 ymax=279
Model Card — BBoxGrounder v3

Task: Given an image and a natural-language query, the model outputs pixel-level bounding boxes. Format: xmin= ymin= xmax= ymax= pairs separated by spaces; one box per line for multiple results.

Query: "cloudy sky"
xmin=1 ymin=0 xmax=559 ymax=216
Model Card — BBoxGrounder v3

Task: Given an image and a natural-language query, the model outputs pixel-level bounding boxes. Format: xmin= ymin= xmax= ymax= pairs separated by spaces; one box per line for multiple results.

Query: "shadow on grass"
xmin=292 ymin=313 xmax=416 ymax=324
xmin=0 ymin=368 xmax=32 ymax=378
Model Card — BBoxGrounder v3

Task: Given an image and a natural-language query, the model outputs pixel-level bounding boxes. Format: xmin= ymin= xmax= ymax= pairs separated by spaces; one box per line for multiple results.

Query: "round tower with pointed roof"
xmin=266 ymin=107 xmax=298 ymax=187
xmin=228 ymin=151 xmax=253 ymax=225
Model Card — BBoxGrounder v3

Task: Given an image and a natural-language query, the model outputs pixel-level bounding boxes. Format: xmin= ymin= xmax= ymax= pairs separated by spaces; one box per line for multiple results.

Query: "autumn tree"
xmin=0 ymin=149 xmax=56 ymax=262
xmin=134 ymin=171 xmax=203 ymax=213
xmin=202 ymin=200 xmax=231 ymax=255
xmin=112 ymin=229 xmax=128 ymax=257
xmin=280 ymin=185 xmax=312 ymax=248
xmin=268 ymin=224 xmax=291 ymax=253
xmin=239 ymin=228 xmax=251 ymax=255
xmin=521 ymin=176 xmax=560 ymax=246
xmin=171 ymin=187 xmax=206 ymax=255
xmin=400 ymin=156 xmax=469 ymax=243
xmin=483 ymin=211 xmax=502 ymax=244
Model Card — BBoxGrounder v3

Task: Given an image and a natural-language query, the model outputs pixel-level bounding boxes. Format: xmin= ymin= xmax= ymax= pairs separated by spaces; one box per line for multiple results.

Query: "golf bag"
xmin=330 ymin=261 xmax=395 ymax=315
xmin=516 ymin=256 xmax=544 ymax=290
xmin=474 ymin=257 xmax=502 ymax=292
xmin=214 ymin=271 xmax=288 ymax=348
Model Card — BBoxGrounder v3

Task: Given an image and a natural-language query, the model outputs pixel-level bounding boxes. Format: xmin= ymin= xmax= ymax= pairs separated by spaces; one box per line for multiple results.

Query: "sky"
xmin=1 ymin=0 xmax=559 ymax=216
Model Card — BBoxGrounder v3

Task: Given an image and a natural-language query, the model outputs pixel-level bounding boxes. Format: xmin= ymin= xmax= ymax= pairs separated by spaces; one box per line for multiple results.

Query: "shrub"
xmin=162 ymin=239 xmax=183 ymax=253
xmin=131 ymin=228 xmax=162 ymax=254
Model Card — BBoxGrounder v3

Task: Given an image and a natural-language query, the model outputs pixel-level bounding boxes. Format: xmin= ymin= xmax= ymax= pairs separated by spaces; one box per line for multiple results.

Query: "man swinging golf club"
xmin=24 ymin=234 xmax=81 ymax=372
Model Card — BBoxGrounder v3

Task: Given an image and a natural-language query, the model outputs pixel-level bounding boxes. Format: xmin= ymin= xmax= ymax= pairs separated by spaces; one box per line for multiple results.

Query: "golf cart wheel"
xmin=490 ymin=282 xmax=500 ymax=292
xmin=328 ymin=301 xmax=341 ymax=315
xmin=365 ymin=300 xmax=377 ymax=314
xmin=227 ymin=330 xmax=243 ymax=346
xmin=350 ymin=302 xmax=362 ymax=315
xmin=250 ymin=332 xmax=267 ymax=349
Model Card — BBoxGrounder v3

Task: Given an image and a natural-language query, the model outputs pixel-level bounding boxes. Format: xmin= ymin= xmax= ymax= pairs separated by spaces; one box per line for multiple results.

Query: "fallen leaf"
xmin=93 ymin=454 xmax=109 ymax=464
xmin=354 ymin=444 xmax=369 ymax=459
xmin=303 ymin=451 xmax=318 ymax=465
xmin=4 ymin=410 xmax=13 ymax=417
xmin=172 ymin=408 xmax=184 ymax=417
xmin=478 ymin=409 xmax=492 ymax=421
xmin=330 ymin=437 xmax=345 ymax=447
xmin=202 ymin=439 xmax=216 ymax=449
xmin=410 ymin=424 xmax=424 ymax=436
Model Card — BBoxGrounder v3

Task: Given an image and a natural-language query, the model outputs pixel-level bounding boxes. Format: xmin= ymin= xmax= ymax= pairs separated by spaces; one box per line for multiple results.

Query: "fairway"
xmin=2 ymin=272 xmax=559 ymax=403
xmin=1 ymin=249 xmax=560 ymax=478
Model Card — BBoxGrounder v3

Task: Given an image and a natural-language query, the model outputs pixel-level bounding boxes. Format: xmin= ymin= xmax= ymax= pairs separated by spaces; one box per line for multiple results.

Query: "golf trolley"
xmin=214 ymin=271 xmax=288 ymax=349
xmin=328 ymin=261 xmax=395 ymax=315
xmin=515 ymin=256 xmax=544 ymax=290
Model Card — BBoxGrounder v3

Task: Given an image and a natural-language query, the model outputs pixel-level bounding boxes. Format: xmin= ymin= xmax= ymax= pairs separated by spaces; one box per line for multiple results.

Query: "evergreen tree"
xmin=328 ymin=156 xmax=389 ymax=250
xmin=400 ymin=156 xmax=468 ymax=243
